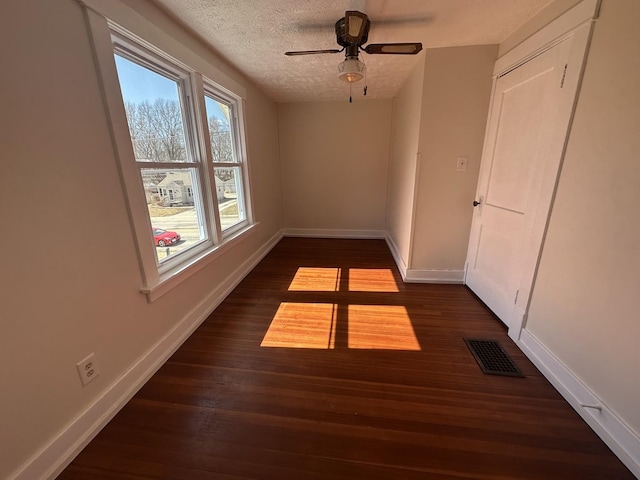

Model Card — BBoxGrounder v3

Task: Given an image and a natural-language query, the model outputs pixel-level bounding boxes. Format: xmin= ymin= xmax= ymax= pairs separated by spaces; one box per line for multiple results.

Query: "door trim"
xmin=509 ymin=20 xmax=595 ymax=341
xmin=466 ymin=0 xmax=598 ymax=342
xmin=495 ymin=0 xmax=600 ymax=76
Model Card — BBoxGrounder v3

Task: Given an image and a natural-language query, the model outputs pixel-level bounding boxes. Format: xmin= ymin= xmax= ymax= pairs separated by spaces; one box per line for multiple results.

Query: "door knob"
xmin=473 ymin=200 xmax=481 ymax=207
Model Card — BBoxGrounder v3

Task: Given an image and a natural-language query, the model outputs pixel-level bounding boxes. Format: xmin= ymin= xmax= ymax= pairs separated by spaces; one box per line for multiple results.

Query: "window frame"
xmin=84 ymin=9 xmax=255 ymax=302
xmin=203 ymin=86 xmax=250 ymax=237
xmin=112 ymin=37 xmax=217 ymax=274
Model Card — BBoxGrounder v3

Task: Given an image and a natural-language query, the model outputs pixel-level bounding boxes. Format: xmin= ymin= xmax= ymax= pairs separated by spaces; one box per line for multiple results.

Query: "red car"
xmin=153 ymin=227 xmax=180 ymax=247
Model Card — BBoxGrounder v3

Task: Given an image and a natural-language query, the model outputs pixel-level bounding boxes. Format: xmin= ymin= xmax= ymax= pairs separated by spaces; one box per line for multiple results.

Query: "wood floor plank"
xmin=58 ymin=238 xmax=635 ymax=479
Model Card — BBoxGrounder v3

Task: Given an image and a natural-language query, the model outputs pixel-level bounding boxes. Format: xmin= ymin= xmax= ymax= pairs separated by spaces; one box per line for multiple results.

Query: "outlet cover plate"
xmin=76 ymin=353 xmax=100 ymax=386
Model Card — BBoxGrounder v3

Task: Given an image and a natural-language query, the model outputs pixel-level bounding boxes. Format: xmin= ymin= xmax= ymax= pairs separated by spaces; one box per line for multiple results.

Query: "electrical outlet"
xmin=457 ymin=156 xmax=468 ymax=172
xmin=76 ymin=353 xmax=100 ymax=386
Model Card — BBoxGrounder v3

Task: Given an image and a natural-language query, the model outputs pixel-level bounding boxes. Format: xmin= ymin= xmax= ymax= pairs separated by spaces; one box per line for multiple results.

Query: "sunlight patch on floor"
xmin=288 ymin=267 xmax=340 ymax=292
xmin=260 ymin=302 xmax=336 ymax=348
xmin=288 ymin=267 xmax=399 ymax=292
xmin=348 ymin=268 xmax=399 ymax=292
xmin=347 ymin=305 xmax=419 ymax=350
xmin=260 ymin=303 xmax=420 ymax=350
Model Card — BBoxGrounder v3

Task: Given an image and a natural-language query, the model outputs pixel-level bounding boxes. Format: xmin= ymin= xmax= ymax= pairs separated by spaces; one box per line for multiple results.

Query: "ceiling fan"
xmin=285 ymin=11 xmax=423 ymax=100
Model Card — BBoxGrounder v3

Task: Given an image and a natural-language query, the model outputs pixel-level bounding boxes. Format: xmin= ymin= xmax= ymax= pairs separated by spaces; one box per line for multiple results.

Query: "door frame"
xmin=466 ymin=0 xmax=600 ymax=341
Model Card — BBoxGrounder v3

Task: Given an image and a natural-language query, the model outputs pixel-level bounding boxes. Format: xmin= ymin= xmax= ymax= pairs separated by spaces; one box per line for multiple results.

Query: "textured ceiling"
xmin=153 ymin=0 xmax=551 ymax=102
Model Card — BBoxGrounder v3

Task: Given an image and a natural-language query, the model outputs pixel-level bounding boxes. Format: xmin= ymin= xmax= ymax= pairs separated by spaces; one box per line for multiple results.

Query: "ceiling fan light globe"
xmin=337 ymin=58 xmax=365 ymax=83
xmin=342 ymin=73 xmax=363 ymax=82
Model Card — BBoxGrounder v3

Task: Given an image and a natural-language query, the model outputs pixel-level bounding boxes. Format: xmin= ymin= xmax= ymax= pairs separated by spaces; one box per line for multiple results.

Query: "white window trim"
xmin=143 ymin=222 xmax=258 ymax=302
xmin=202 ymin=86 xmax=251 ymax=238
xmin=80 ymin=0 xmax=246 ymax=98
xmin=82 ymin=4 xmax=255 ymax=302
xmin=112 ymin=36 xmax=219 ymax=278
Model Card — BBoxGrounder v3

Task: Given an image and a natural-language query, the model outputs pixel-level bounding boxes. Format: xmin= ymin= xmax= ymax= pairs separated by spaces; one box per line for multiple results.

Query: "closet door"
xmin=465 ymin=21 xmax=592 ymax=334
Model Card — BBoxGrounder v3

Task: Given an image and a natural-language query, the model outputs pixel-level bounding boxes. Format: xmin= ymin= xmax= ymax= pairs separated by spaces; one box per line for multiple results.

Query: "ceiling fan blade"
xmin=285 ymin=49 xmax=342 ymax=56
xmin=364 ymin=43 xmax=423 ymax=55
xmin=345 ymin=10 xmax=369 ymax=44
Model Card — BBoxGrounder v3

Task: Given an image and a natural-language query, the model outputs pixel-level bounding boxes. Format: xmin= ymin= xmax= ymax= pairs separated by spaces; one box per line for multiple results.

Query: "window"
xmin=96 ymin=24 xmax=253 ymax=299
xmin=204 ymin=93 xmax=246 ymax=231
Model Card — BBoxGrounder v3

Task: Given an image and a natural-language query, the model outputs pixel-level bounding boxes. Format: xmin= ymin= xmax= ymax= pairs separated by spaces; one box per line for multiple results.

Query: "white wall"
xmin=278 ymin=100 xmax=392 ymax=234
xmin=0 ymin=0 xmax=282 ymax=478
xmin=411 ymin=45 xmax=496 ymax=273
xmin=386 ymin=46 xmax=496 ymax=279
xmin=386 ymin=56 xmax=425 ymax=267
xmin=525 ymin=0 xmax=640 ymax=441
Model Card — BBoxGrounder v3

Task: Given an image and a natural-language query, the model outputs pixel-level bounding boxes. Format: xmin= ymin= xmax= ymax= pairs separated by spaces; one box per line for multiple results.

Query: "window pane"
xmin=114 ymin=54 xmax=189 ymax=162
xmin=214 ymin=167 xmax=245 ymax=230
xmin=142 ymin=168 xmax=206 ymax=262
xmin=204 ymin=95 xmax=236 ymax=163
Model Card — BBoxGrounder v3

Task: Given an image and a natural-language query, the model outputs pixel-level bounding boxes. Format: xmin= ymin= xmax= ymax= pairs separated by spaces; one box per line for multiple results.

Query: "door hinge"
xmin=514 ymin=290 xmax=519 ymax=304
xmin=560 ymin=64 xmax=568 ymax=88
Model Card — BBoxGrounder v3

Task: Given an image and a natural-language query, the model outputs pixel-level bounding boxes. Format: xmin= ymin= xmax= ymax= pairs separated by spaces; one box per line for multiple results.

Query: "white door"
xmin=465 ymin=24 xmax=591 ymax=333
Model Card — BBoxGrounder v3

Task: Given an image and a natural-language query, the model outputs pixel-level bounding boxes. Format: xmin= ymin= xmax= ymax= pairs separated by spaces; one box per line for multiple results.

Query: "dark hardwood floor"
xmin=58 ymin=238 xmax=635 ymax=479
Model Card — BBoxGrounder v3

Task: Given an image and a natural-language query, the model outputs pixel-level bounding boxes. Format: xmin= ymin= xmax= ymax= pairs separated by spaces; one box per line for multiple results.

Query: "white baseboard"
xmin=404 ymin=269 xmax=464 ymax=284
xmin=516 ymin=328 xmax=640 ymax=479
xmin=283 ymin=228 xmax=386 ymax=239
xmin=10 ymin=230 xmax=283 ymax=480
xmin=384 ymin=234 xmax=407 ymax=280
xmin=384 ymin=234 xmax=463 ymax=284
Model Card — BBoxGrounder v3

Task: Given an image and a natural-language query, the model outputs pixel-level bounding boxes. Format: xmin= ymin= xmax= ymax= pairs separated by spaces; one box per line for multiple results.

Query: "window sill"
xmin=140 ymin=222 xmax=258 ymax=302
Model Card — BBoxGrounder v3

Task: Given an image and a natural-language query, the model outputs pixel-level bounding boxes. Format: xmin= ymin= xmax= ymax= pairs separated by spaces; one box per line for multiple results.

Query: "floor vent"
xmin=464 ymin=338 xmax=524 ymax=377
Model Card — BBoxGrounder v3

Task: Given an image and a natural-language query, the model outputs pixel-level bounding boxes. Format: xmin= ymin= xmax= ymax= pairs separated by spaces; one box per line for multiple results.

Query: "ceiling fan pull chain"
xmin=349 ymin=82 xmax=353 ymax=103
xmin=364 ymin=60 xmax=368 ymax=96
